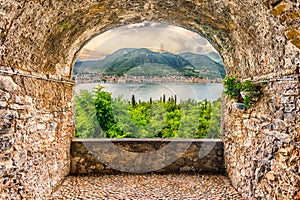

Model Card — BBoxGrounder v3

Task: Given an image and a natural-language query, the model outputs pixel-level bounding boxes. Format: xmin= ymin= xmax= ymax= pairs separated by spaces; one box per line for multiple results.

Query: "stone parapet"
xmin=70 ymin=139 xmax=225 ymax=175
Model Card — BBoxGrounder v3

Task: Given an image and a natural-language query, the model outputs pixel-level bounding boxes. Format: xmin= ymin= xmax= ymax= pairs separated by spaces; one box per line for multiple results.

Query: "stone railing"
xmin=70 ymin=139 xmax=224 ymax=174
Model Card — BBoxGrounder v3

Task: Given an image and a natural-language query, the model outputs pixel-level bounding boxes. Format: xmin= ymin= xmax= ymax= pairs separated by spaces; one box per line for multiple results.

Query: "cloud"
xmin=78 ymin=22 xmax=218 ymax=60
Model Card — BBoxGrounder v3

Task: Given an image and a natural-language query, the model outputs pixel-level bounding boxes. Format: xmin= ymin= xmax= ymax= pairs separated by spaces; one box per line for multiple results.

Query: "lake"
xmin=75 ymin=82 xmax=223 ymax=102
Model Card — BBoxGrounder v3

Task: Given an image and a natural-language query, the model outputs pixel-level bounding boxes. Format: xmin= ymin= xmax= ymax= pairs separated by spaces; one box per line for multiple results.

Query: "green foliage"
xmin=241 ymin=80 xmax=261 ymax=109
xmin=93 ymin=86 xmax=126 ymax=138
xmin=58 ymin=21 xmax=71 ymax=30
xmin=223 ymin=76 xmax=242 ymax=101
xmin=207 ymin=98 xmax=222 ymax=138
xmin=223 ymin=76 xmax=263 ymax=110
xmin=131 ymin=95 xmax=136 ymax=107
xmin=243 ymin=94 xmax=255 ymax=109
xmin=74 ymin=86 xmax=222 ymax=139
xmin=74 ymin=90 xmax=102 ymax=138
xmin=241 ymin=80 xmax=257 ymax=92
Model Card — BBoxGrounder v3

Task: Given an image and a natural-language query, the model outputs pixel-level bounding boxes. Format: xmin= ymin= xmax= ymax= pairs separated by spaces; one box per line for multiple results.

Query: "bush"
xmin=75 ymin=86 xmax=222 ymax=139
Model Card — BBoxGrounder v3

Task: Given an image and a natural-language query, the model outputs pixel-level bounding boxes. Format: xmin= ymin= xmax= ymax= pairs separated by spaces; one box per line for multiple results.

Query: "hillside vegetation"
xmin=74 ymin=48 xmax=225 ymax=79
xmin=75 ymin=86 xmax=221 ymax=139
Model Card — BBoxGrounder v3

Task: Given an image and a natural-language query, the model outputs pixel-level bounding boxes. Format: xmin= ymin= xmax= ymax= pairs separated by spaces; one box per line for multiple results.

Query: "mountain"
xmin=179 ymin=52 xmax=225 ymax=79
xmin=74 ymin=48 xmax=137 ymax=74
xmin=74 ymin=48 xmax=225 ymax=79
xmin=206 ymin=52 xmax=223 ymax=64
xmin=103 ymin=48 xmax=196 ymax=76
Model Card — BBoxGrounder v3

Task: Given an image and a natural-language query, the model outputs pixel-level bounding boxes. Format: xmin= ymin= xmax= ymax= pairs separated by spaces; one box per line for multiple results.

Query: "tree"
xmin=74 ymin=87 xmax=222 ymax=139
xmin=74 ymin=90 xmax=102 ymax=138
xmin=94 ymin=86 xmax=122 ymax=138
xmin=131 ymin=94 xmax=136 ymax=107
xmin=207 ymin=98 xmax=222 ymax=138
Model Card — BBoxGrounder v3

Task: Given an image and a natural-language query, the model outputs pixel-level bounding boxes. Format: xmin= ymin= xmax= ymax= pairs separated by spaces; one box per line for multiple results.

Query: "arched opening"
xmin=72 ymin=22 xmax=225 ymax=139
xmin=1 ymin=1 xmax=298 ymax=199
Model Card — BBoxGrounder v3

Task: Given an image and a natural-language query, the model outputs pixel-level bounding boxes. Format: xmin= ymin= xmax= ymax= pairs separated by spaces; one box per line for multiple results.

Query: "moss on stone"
xmin=291 ymin=38 xmax=300 ymax=49
xmin=280 ymin=10 xmax=300 ymax=23
xmin=271 ymin=3 xmax=287 ymax=16
xmin=286 ymin=29 xmax=300 ymax=40
xmin=89 ymin=5 xmax=106 ymax=14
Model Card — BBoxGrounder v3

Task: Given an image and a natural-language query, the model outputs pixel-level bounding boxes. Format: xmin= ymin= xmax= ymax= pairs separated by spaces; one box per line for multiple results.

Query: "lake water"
xmin=75 ymin=82 xmax=223 ymax=102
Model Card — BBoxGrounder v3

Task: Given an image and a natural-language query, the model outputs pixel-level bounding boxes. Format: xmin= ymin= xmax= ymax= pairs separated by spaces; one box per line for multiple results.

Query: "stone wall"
xmin=222 ymin=74 xmax=299 ymax=199
xmin=70 ymin=139 xmax=224 ymax=175
xmin=0 ymin=0 xmax=299 ymax=199
xmin=0 ymin=72 xmax=74 ymax=199
xmin=222 ymin=1 xmax=300 ymax=199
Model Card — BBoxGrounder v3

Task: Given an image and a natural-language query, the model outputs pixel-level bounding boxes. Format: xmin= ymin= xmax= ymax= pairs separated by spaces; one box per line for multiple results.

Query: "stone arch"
xmin=2 ymin=1 xmax=291 ymax=78
xmin=0 ymin=1 xmax=299 ymax=199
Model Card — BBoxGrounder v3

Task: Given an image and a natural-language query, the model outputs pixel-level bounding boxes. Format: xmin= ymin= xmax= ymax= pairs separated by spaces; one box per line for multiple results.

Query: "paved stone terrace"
xmin=51 ymin=174 xmax=242 ymax=199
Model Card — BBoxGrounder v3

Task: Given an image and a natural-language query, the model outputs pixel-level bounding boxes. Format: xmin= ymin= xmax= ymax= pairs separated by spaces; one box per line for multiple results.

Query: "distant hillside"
xmin=74 ymin=48 xmax=225 ymax=79
xmin=179 ymin=52 xmax=225 ymax=79
xmin=103 ymin=48 xmax=196 ymax=76
xmin=206 ymin=52 xmax=223 ymax=64
xmin=74 ymin=48 xmax=137 ymax=74
xmin=126 ymin=63 xmax=179 ymax=76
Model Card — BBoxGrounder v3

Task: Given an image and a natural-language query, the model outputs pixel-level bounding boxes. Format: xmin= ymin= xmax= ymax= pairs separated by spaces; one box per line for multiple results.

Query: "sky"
xmin=77 ymin=22 xmax=218 ymax=60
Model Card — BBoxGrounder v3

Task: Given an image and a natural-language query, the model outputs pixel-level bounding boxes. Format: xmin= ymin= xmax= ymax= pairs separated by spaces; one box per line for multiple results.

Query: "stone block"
xmin=283 ymin=103 xmax=296 ymax=112
xmin=265 ymin=172 xmax=275 ymax=181
xmin=0 ymin=90 xmax=10 ymax=101
xmin=0 ymin=101 xmax=7 ymax=108
xmin=0 ymin=135 xmax=15 ymax=153
xmin=13 ymin=151 xmax=27 ymax=168
xmin=0 ymin=76 xmax=20 ymax=92
xmin=0 ymin=153 xmax=12 ymax=162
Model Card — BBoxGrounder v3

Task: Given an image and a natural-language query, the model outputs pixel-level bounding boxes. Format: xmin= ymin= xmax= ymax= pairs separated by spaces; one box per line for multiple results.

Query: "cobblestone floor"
xmin=51 ymin=174 xmax=243 ymax=200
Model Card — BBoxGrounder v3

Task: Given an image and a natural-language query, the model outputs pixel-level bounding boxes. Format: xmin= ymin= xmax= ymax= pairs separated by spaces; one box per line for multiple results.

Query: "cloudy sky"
xmin=78 ymin=22 xmax=217 ymax=60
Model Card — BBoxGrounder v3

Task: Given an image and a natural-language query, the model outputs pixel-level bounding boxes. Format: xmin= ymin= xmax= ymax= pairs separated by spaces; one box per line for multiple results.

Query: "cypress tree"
xmin=131 ymin=94 xmax=136 ymax=106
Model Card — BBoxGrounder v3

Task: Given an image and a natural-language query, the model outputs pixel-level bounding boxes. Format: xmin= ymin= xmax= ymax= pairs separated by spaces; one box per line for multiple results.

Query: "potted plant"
xmin=240 ymin=80 xmax=260 ymax=101
xmin=243 ymin=93 xmax=255 ymax=109
xmin=223 ymin=76 xmax=263 ymax=111
xmin=223 ymin=76 xmax=242 ymax=101
xmin=240 ymin=80 xmax=262 ymax=109
xmin=223 ymin=76 xmax=245 ymax=111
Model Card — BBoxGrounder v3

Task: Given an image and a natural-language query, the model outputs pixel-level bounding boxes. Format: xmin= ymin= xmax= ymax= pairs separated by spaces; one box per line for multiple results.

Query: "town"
xmin=74 ymin=73 xmax=223 ymax=84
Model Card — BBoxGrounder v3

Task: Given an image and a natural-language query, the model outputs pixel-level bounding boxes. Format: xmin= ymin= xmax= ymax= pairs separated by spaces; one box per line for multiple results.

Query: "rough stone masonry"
xmin=0 ymin=0 xmax=299 ymax=199
xmin=70 ymin=139 xmax=225 ymax=175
